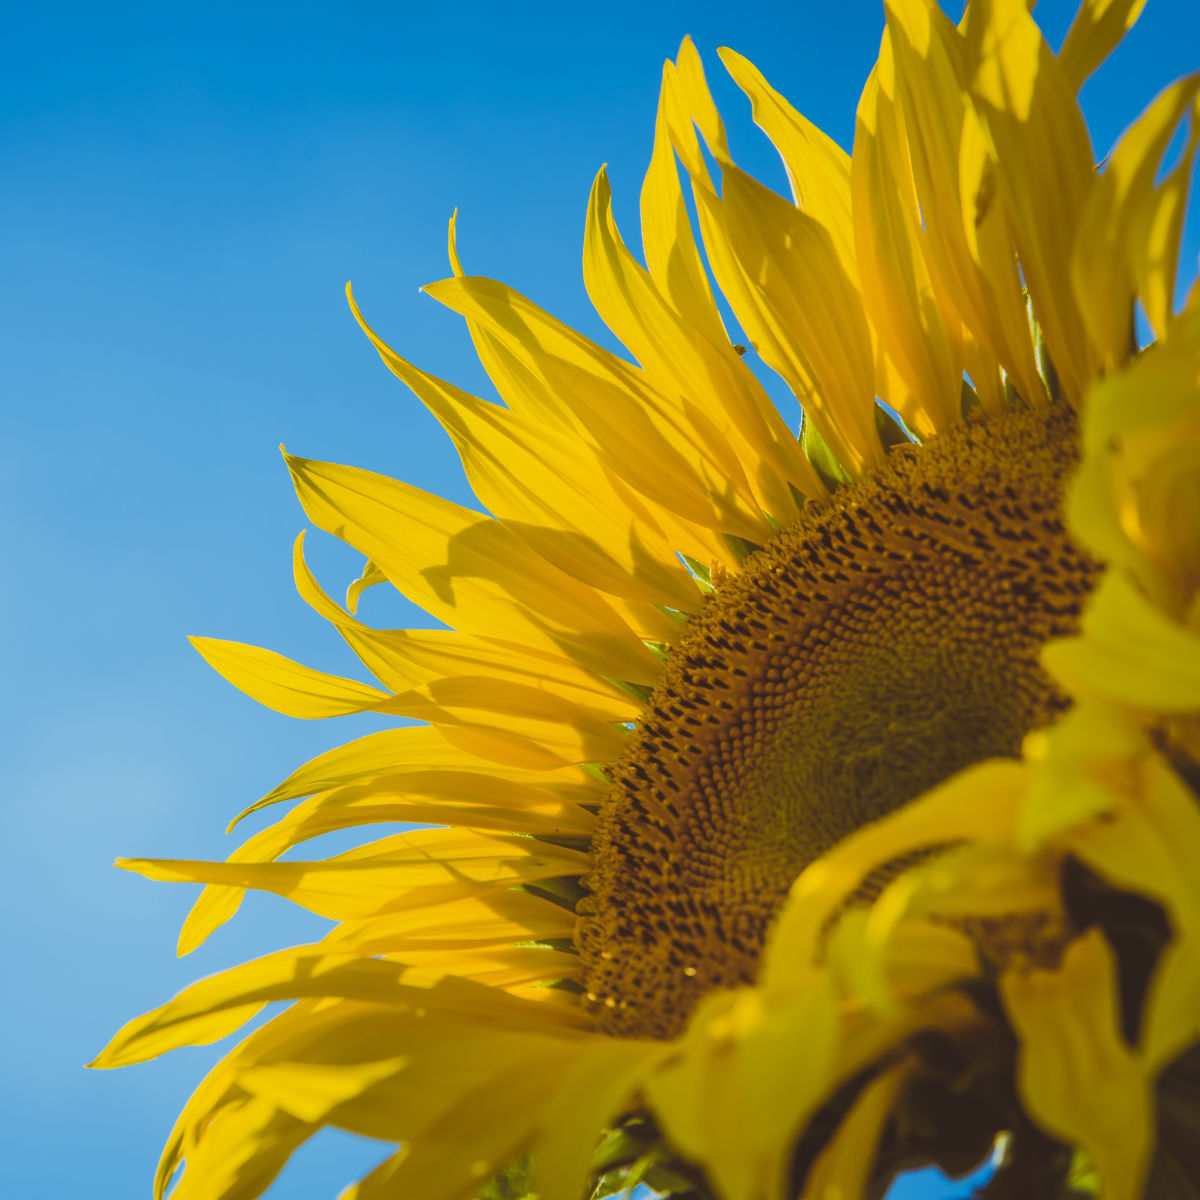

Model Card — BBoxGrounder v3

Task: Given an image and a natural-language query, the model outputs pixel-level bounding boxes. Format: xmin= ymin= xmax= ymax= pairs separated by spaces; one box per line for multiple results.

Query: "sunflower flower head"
xmin=96 ymin=2 xmax=1200 ymax=1198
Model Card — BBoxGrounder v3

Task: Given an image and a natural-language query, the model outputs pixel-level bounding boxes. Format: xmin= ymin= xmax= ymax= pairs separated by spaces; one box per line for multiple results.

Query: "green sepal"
xmin=787 ymin=480 xmax=810 ymax=512
xmin=520 ymin=876 xmax=588 ymax=913
xmin=874 ymin=401 xmax=916 ymax=452
xmin=1060 ymin=1149 xmax=1100 ymax=1197
xmin=531 ymin=936 xmax=579 ymax=954
xmin=588 ymin=1118 xmax=659 ymax=1176
xmin=543 ymin=976 xmax=586 ymax=994
xmin=1025 ymin=292 xmax=1061 ymax=402
xmin=530 ymin=833 xmax=592 ymax=853
xmin=607 ymin=677 xmax=656 ymax=704
xmin=800 ymin=411 xmax=852 ymax=493
xmin=960 ymin=378 xmax=985 ymax=422
xmin=680 ymin=554 xmax=713 ymax=590
xmin=1003 ymin=372 xmax=1027 ymax=410
xmin=643 ymin=640 xmax=672 ymax=662
xmin=654 ymin=604 xmax=690 ymax=627
xmin=721 ymin=533 xmax=764 ymax=563
xmin=479 ymin=1155 xmax=535 ymax=1200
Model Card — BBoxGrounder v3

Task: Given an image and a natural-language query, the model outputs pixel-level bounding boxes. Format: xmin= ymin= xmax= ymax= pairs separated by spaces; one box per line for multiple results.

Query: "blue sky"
xmin=4 ymin=1 xmax=1198 ymax=1197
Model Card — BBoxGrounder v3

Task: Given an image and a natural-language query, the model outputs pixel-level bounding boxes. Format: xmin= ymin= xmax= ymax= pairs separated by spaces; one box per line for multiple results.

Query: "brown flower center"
xmin=577 ymin=404 xmax=1100 ymax=1039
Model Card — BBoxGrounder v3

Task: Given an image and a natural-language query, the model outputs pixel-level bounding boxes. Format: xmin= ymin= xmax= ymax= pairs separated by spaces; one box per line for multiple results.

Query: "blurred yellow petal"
xmin=1073 ymin=76 xmax=1200 ymax=368
xmin=765 ymin=758 xmax=1027 ymax=987
xmin=1018 ymin=702 xmax=1146 ymax=851
xmin=1067 ymin=308 xmax=1200 ymax=607
xmin=798 ymin=1065 xmax=907 ymax=1200
xmin=345 ymin=1044 xmax=579 ymax=1200
xmin=1061 ymin=748 xmax=1200 ymax=1069
xmin=534 ymin=1038 xmax=669 ymax=1200
xmin=1002 ymin=929 xmax=1154 ymax=1200
xmin=1043 ymin=571 xmax=1200 ymax=712
xmin=1058 ymin=0 xmax=1147 ymax=92
xmin=163 ymin=1095 xmax=312 ymax=1200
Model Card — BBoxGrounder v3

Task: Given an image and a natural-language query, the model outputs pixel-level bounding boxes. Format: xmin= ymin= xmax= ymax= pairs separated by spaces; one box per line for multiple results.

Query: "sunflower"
xmin=95 ymin=1 xmax=1200 ymax=1198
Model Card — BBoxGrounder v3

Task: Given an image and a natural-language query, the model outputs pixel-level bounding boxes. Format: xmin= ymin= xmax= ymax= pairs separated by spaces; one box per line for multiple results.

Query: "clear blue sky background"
xmin=4 ymin=1 xmax=1198 ymax=1197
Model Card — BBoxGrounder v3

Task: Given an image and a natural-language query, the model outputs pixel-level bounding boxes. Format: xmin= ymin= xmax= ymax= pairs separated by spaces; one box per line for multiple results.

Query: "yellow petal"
xmin=1072 ymin=76 xmax=1200 ymax=369
xmin=234 ymin=723 xmax=598 ymax=830
xmin=358 ymin=944 xmax=580 ymax=990
xmin=827 ymin=911 xmax=979 ymax=1012
xmin=967 ymin=0 xmax=1099 ymax=401
xmin=584 ymin=167 xmax=822 ymax=518
xmin=1043 ymin=571 xmax=1200 ymax=712
xmin=286 ymin=450 xmax=661 ymax=684
xmin=163 ymin=1095 xmax=311 ymax=1200
xmin=323 ymin=890 xmax=576 ymax=957
xmin=189 ymin=636 xmax=391 ymax=719
xmin=1067 ymin=304 xmax=1200 ymax=607
xmin=664 ymin=47 xmax=882 ymax=475
xmin=95 ymin=946 xmax=588 ymax=1069
xmin=883 ymin=0 xmax=1045 ymax=408
xmin=797 ymin=1065 xmax=907 ymax=1200
xmin=719 ymin=46 xmax=855 ymax=273
xmin=764 ymin=758 xmax=1027 ymax=989
xmin=238 ymin=1058 xmax=405 ymax=1127
xmin=853 ymin=34 xmax=963 ymax=434
xmin=534 ymin=1038 xmax=669 ymax=1200
xmin=1058 ymin=0 xmax=1148 ymax=93
xmin=1001 ymin=929 xmax=1154 ymax=1200
xmin=1018 ymin=702 xmax=1147 ymax=852
xmin=119 ymin=827 xmax=588 ymax=923
xmin=345 ymin=1042 xmax=581 ymax=1200
xmin=647 ymin=975 xmax=840 ymax=1200
xmin=1061 ymin=748 xmax=1200 ymax=1069
xmin=421 ymin=274 xmax=770 ymax=556
xmin=296 ymin=536 xmax=642 ymax=712
xmin=347 ymin=287 xmax=704 ymax=613
xmin=345 ymin=555 xmax=385 ymax=613
xmin=639 ymin=66 xmax=725 ymax=343
xmin=180 ymin=774 xmax=591 ymax=953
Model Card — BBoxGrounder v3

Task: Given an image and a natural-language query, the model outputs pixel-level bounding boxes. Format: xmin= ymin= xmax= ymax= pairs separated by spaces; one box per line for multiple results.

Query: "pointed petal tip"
xmin=589 ymin=164 xmax=612 ymax=202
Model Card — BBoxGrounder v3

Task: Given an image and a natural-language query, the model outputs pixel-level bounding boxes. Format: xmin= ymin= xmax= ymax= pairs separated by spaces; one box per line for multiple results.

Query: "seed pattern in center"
xmin=577 ymin=405 xmax=1100 ymax=1039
